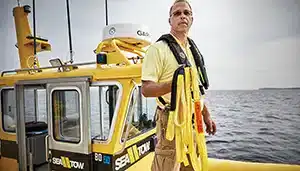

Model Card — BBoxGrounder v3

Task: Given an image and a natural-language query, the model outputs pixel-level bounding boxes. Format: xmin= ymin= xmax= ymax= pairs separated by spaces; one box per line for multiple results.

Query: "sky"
xmin=0 ymin=0 xmax=299 ymax=90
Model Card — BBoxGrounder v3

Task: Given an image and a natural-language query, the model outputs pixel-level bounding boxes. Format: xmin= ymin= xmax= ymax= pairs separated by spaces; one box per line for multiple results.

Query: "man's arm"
xmin=202 ymin=104 xmax=210 ymax=116
xmin=141 ymin=80 xmax=172 ymax=97
xmin=202 ymin=103 xmax=217 ymax=135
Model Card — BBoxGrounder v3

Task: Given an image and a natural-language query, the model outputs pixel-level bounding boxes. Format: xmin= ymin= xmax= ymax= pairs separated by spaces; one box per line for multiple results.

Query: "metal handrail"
xmin=1 ymin=61 xmax=96 ymax=77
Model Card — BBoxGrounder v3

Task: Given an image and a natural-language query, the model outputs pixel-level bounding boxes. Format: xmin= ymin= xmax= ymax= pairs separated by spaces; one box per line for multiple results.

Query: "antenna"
xmin=32 ymin=0 xmax=37 ymax=67
xmin=105 ymin=0 xmax=108 ymax=25
xmin=66 ymin=0 xmax=74 ymax=64
xmin=17 ymin=0 xmax=20 ymax=6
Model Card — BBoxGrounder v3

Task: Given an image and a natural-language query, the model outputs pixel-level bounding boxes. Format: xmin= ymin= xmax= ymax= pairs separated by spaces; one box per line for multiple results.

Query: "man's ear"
xmin=168 ymin=18 xmax=171 ymax=25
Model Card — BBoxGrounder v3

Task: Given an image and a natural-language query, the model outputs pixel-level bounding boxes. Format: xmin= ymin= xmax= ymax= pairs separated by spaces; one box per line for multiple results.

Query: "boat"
xmin=0 ymin=1 xmax=299 ymax=171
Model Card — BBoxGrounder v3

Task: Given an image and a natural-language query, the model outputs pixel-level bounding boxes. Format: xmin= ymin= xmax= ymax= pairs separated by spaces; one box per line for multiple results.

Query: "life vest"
xmin=157 ymin=34 xmax=209 ymax=93
xmin=156 ymin=34 xmax=209 ymax=106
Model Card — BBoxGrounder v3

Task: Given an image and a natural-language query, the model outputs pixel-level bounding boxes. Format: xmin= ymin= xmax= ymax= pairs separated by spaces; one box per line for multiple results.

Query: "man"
xmin=141 ymin=0 xmax=217 ymax=170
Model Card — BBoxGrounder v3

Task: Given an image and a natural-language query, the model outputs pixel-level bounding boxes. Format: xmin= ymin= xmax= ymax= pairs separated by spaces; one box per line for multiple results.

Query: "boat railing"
xmin=1 ymin=61 xmax=96 ymax=77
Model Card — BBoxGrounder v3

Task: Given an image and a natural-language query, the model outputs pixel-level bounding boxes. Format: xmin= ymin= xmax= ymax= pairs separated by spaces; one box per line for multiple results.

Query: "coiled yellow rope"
xmin=166 ymin=66 xmax=208 ymax=171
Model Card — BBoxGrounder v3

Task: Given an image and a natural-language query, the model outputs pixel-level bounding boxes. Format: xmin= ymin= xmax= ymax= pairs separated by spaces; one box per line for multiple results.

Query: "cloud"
xmin=208 ymin=35 xmax=300 ymax=90
xmin=247 ymin=35 xmax=300 ymax=88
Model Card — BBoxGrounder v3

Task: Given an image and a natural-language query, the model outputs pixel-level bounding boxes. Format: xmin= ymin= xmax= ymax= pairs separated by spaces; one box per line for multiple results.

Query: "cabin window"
xmin=1 ymin=87 xmax=47 ymax=133
xmin=122 ymin=86 xmax=156 ymax=141
xmin=1 ymin=89 xmax=16 ymax=132
xmin=90 ymin=84 xmax=120 ymax=141
xmin=24 ymin=88 xmax=47 ymax=124
xmin=22 ymin=87 xmax=48 ymax=136
xmin=52 ymin=89 xmax=80 ymax=143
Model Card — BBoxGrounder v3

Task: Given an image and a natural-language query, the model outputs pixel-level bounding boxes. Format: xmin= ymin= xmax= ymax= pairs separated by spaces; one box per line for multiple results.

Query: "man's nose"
xmin=180 ymin=14 xmax=187 ymax=20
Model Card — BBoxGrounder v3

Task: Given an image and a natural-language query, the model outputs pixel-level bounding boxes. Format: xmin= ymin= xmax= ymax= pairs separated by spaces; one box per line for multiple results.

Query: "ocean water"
xmin=204 ymin=89 xmax=300 ymax=165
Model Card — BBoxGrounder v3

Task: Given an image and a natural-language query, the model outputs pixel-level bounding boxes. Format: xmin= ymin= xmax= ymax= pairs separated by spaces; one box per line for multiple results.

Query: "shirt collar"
xmin=169 ymin=33 xmax=190 ymax=49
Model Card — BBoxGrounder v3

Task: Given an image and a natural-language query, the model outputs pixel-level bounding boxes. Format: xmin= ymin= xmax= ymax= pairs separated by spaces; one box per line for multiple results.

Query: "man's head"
xmin=169 ymin=0 xmax=193 ymax=34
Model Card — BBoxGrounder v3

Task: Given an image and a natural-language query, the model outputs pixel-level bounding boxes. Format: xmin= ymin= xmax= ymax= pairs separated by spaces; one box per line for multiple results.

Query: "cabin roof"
xmin=0 ymin=64 xmax=142 ymax=86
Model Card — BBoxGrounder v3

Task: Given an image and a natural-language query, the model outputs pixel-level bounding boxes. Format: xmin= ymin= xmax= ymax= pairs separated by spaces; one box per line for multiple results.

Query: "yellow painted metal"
xmin=127 ymin=153 xmax=300 ymax=171
xmin=207 ymin=158 xmax=300 ymax=171
xmin=0 ymin=157 xmax=18 ymax=171
xmin=13 ymin=6 xmax=51 ymax=69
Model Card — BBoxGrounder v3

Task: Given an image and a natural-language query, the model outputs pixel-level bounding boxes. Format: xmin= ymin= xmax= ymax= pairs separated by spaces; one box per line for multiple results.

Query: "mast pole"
xmin=66 ymin=0 xmax=73 ymax=63
xmin=105 ymin=0 xmax=108 ymax=25
xmin=32 ymin=0 xmax=36 ymax=57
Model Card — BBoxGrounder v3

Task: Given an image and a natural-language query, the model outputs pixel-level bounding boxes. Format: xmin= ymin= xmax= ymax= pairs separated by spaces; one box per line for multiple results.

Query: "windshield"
xmin=90 ymin=83 xmax=121 ymax=141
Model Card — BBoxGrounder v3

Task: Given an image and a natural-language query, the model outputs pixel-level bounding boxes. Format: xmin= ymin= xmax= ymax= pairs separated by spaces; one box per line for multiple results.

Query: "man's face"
xmin=169 ymin=2 xmax=193 ymax=33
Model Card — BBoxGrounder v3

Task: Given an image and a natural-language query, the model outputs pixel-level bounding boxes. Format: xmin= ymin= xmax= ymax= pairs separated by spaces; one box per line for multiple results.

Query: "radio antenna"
xmin=66 ymin=0 xmax=74 ymax=64
xmin=105 ymin=0 xmax=108 ymax=25
xmin=32 ymin=0 xmax=36 ymax=57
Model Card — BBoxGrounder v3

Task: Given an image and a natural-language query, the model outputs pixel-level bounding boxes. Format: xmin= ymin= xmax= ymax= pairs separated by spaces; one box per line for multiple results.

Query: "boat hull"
xmin=127 ymin=152 xmax=300 ymax=171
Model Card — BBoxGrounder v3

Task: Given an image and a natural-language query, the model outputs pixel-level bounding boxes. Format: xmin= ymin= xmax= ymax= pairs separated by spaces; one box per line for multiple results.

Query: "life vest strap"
xmin=156 ymin=34 xmax=209 ymax=108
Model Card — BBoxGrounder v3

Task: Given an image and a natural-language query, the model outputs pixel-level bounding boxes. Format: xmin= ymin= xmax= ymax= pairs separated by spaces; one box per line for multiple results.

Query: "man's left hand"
xmin=202 ymin=105 xmax=217 ymax=135
xmin=203 ymin=115 xmax=216 ymax=135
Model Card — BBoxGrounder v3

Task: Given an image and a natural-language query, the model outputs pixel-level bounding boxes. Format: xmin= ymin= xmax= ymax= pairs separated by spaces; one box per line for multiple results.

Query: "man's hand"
xmin=202 ymin=105 xmax=217 ymax=135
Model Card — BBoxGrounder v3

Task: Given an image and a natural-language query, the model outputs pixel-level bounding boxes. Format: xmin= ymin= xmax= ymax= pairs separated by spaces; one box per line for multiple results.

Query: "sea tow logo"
xmin=137 ymin=30 xmax=149 ymax=37
xmin=52 ymin=157 xmax=85 ymax=170
xmin=115 ymin=141 xmax=151 ymax=171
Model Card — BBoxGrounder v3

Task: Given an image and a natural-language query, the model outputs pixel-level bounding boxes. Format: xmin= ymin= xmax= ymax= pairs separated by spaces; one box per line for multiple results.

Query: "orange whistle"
xmin=194 ymin=101 xmax=203 ymax=133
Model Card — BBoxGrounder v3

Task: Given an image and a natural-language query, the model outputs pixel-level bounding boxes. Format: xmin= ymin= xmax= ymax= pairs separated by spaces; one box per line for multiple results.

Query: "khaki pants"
xmin=151 ymin=107 xmax=194 ymax=171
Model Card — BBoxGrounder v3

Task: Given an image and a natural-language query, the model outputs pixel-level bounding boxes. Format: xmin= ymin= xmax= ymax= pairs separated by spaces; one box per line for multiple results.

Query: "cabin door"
xmin=15 ymin=77 xmax=92 ymax=171
xmin=46 ymin=77 xmax=92 ymax=171
xmin=15 ymin=83 xmax=48 ymax=171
